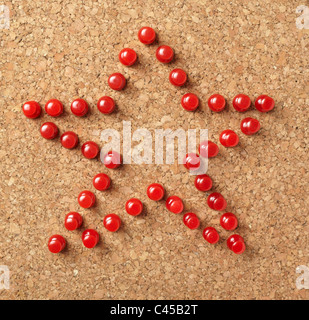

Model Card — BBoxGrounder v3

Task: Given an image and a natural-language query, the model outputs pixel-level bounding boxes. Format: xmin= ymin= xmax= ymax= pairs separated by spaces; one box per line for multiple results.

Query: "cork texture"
xmin=0 ymin=0 xmax=308 ymax=300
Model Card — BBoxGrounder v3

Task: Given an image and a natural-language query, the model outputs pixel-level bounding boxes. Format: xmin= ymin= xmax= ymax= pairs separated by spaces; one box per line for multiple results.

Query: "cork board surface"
xmin=0 ymin=0 xmax=309 ymax=300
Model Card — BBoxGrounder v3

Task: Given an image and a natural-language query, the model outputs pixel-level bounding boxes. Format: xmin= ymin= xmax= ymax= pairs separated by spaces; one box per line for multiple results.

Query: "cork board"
xmin=0 ymin=0 xmax=308 ymax=300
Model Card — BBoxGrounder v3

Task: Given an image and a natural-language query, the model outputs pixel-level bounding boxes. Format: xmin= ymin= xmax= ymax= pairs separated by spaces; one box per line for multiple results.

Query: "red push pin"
xmin=103 ymin=213 xmax=121 ymax=232
xmin=199 ymin=140 xmax=219 ymax=158
xmin=48 ymin=235 xmax=66 ymax=253
xmin=40 ymin=122 xmax=59 ymax=140
xmin=227 ymin=234 xmax=246 ymax=254
xmin=207 ymin=192 xmax=227 ymax=211
xmin=233 ymin=94 xmax=251 ymax=112
xmin=156 ymin=45 xmax=174 ymax=63
xmin=181 ymin=93 xmax=199 ymax=111
xmin=183 ymin=153 xmax=200 ymax=171
xmin=194 ymin=174 xmax=213 ymax=192
xmin=183 ymin=212 xmax=200 ymax=230
xmin=255 ymin=95 xmax=274 ymax=112
xmin=108 ymin=73 xmax=126 ymax=91
xmin=119 ymin=48 xmax=137 ymax=66
xmin=71 ymin=98 xmax=89 ymax=116
xmin=103 ymin=151 xmax=122 ymax=169
xmin=147 ymin=183 xmax=165 ymax=201
xmin=60 ymin=131 xmax=78 ymax=149
xmin=81 ymin=141 xmax=99 ymax=159
xmin=93 ymin=173 xmax=111 ymax=191
xmin=208 ymin=94 xmax=226 ymax=112
xmin=22 ymin=101 xmax=41 ymax=118
xmin=64 ymin=212 xmax=83 ymax=231
xmin=169 ymin=69 xmax=187 ymax=87
xmin=45 ymin=99 xmax=63 ymax=117
xmin=138 ymin=26 xmax=156 ymax=44
xmin=82 ymin=229 xmax=99 ymax=248
xmin=125 ymin=198 xmax=143 ymax=216
xmin=166 ymin=196 xmax=184 ymax=214
xmin=219 ymin=130 xmax=239 ymax=147
xmin=97 ymin=96 xmax=116 ymax=114
xmin=240 ymin=117 xmax=261 ymax=135
xmin=203 ymin=227 xmax=219 ymax=244
xmin=220 ymin=212 xmax=238 ymax=231
xmin=78 ymin=190 xmax=96 ymax=209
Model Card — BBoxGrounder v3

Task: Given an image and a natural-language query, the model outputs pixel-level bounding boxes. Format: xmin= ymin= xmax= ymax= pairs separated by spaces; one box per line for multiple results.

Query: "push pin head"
xmin=240 ymin=117 xmax=261 ymax=135
xmin=183 ymin=153 xmax=200 ymax=171
xmin=156 ymin=45 xmax=174 ymax=63
xmin=119 ymin=48 xmax=137 ymax=66
xmin=194 ymin=174 xmax=213 ymax=192
xmin=219 ymin=130 xmax=239 ymax=147
xmin=22 ymin=101 xmax=41 ymax=118
xmin=71 ymin=98 xmax=89 ymax=117
xmin=220 ymin=212 xmax=238 ymax=231
xmin=78 ymin=190 xmax=96 ymax=209
xmin=255 ymin=95 xmax=275 ymax=113
xmin=81 ymin=141 xmax=99 ymax=159
xmin=108 ymin=73 xmax=126 ymax=91
xmin=103 ymin=214 xmax=121 ymax=232
xmin=45 ymin=99 xmax=63 ymax=117
xmin=93 ymin=173 xmax=111 ymax=191
xmin=97 ymin=96 xmax=115 ymax=114
xmin=203 ymin=227 xmax=219 ymax=244
xmin=233 ymin=94 xmax=251 ymax=112
xmin=125 ymin=198 xmax=143 ymax=216
xmin=40 ymin=122 xmax=59 ymax=140
xmin=103 ymin=151 xmax=122 ymax=169
xmin=169 ymin=68 xmax=187 ymax=87
xmin=64 ymin=212 xmax=83 ymax=231
xmin=147 ymin=183 xmax=165 ymax=201
xmin=208 ymin=94 xmax=226 ymax=112
xmin=60 ymin=131 xmax=78 ymax=149
xmin=166 ymin=196 xmax=184 ymax=214
xmin=199 ymin=140 xmax=219 ymax=158
xmin=183 ymin=212 xmax=200 ymax=230
xmin=227 ymin=234 xmax=246 ymax=254
xmin=207 ymin=192 xmax=227 ymax=211
xmin=82 ymin=229 xmax=99 ymax=248
xmin=48 ymin=235 xmax=66 ymax=253
xmin=181 ymin=93 xmax=199 ymax=111
xmin=138 ymin=27 xmax=156 ymax=44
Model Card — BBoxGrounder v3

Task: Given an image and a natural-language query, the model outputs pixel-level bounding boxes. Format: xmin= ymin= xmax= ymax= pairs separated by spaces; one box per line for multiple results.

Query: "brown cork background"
xmin=0 ymin=0 xmax=308 ymax=300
